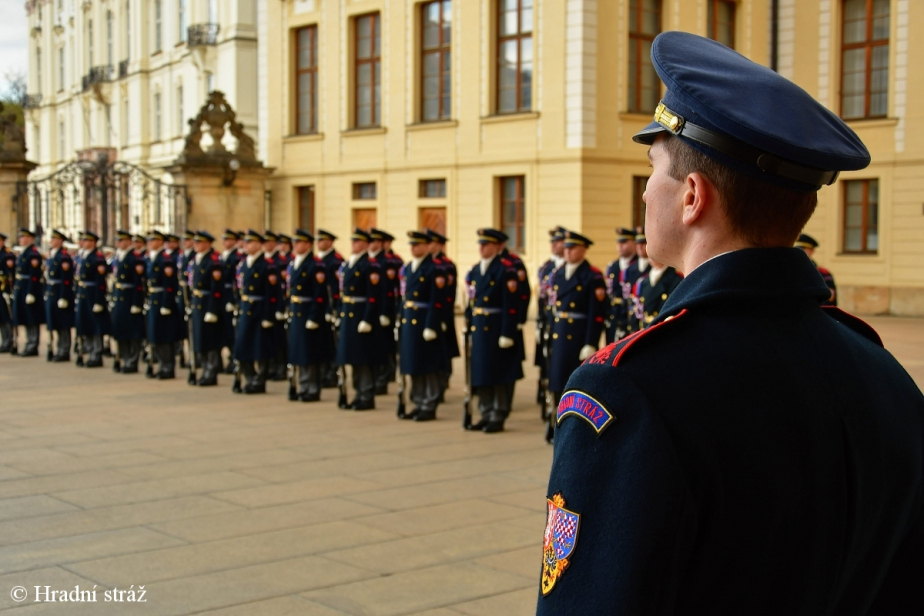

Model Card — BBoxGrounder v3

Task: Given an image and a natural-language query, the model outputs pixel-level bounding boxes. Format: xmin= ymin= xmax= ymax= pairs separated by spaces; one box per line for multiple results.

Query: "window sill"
xmin=285 ymin=132 xmax=325 ymax=143
xmin=406 ymin=119 xmax=458 ymax=132
xmin=844 ymin=117 xmax=898 ymax=129
xmin=480 ymin=111 xmax=539 ymax=124
xmin=619 ymin=111 xmax=654 ymax=121
xmin=835 ymin=252 xmax=881 ymax=258
xmin=342 ymin=126 xmax=386 ymax=136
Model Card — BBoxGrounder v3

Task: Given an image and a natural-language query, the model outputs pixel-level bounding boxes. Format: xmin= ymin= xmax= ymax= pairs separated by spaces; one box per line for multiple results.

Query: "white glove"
xmin=92 ymin=303 xmax=104 ymax=313
xmin=305 ymin=320 xmax=319 ymax=330
xmin=57 ymin=298 xmax=68 ymax=309
xmin=130 ymin=305 xmax=142 ymax=314
xmin=357 ymin=320 xmax=372 ymax=334
xmin=261 ymin=319 xmax=274 ymax=328
xmin=615 ymin=328 xmax=626 ymax=339
xmin=394 ymin=328 xmax=400 ymax=342
xmin=498 ymin=336 xmax=514 ymax=349
xmin=225 ymin=302 xmax=235 ymax=313
xmin=516 ymin=322 xmax=524 ymax=331
xmin=440 ymin=321 xmax=447 ymax=332
xmin=1 ymin=293 xmax=9 ymax=302
xmin=333 ymin=317 xmax=341 ymax=328
xmin=25 ymin=294 xmax=35 ymax=305
xmin=160 ymin=307 xmax=172 ymax=316
xmin=379 ymin=315 xmax=391 ymax=327
xmin=423 ymin=328 xmax=437 ymax=341
xmin=275 ymin=311 xmax=286 ymax=321
xmin=579 ymin=344 xmax=596 ymax=361
xmin=324 ymin=313 xmax=333 ymax=323
xmin=204 ymin=312 xmax=219 ymax=323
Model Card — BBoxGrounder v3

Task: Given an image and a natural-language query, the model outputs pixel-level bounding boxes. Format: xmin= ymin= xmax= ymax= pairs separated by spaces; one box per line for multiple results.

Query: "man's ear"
xmin=681 ymin=172 xmax=717 ymax=227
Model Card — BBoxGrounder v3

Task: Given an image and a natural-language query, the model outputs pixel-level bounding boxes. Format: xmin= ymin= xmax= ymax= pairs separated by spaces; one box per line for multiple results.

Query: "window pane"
xmin=503 ymin=178 xmax=519 ymax=200
xmin=872 ymin=0 xmax=890 ymax=39
xmin=868 ymin=179 xmax=879 ymax=203
xmin=843 ymin=0 xmax=867 ymax=44
xmin=500 ymin=9 xmax=519 ymax=36
xmin=442 ymin=1 xmax=452 ymax=44
xmin=522 ymin=4 xmax=533 ymax=33
xmin=423 ymin=52 xmax=440 ymax=79
xmin=845 ymin=179 xmax=863 ymax=203
xmin=845 ymin=203 xmax=862 ymax=227
xmin=373 ymin=18 xmax=381 ymax=56
xmin=844 ymin=228 xmax=862 ymax=251
xmin=423 ymin=9 xmax=440 ymax=49
xmin=357 ymin=34 xmax=371 ymax=59
xmin=642 ymin=0 xmax=660 ymax=34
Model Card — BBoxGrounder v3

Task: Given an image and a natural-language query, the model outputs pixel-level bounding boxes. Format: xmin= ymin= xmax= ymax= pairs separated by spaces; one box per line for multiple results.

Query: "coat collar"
xmin=653 ymin=248 xmax=831 ymax=326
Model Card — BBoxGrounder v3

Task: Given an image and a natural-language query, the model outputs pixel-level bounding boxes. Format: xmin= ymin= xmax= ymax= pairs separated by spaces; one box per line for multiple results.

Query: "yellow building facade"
xmin=260 ymin=0 xmax=923 ymax=316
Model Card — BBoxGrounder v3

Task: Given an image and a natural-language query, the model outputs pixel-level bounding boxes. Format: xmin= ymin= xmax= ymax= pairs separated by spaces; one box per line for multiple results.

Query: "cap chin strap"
xmin=653 ymin=102 xmax=839 ymax=189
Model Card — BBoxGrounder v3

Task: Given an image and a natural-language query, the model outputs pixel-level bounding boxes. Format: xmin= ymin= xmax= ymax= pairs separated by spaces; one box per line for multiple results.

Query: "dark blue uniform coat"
xmin=220 ymin=249 xmax=241 ymax=349
xmin=110 ymin=250 xmax=145 ymax=341
xmin=286 ymin=252 xmax=335 ymax=366
xmin=547 ymin=261 xmax=606 ymax=392
xmin=336 ymin=253 xmax=384 ymax=366
xmin=0 ymin=246 xmax=15 ymax=325
xmin=539 ymin=248 xmax=924 ymax=614
xmin=501 ymin=249 xmax=530 ymax=362
xmin=44 ymin=248 xmax=75 ymax=331
xmin=534 ymin=257 xmax=558 ymax=368
xmin=189 ymin=249 xmax=224 ymax=353
xmin=146 ymin=249 xmax=181 ymax=344
xmin=626 ymin=266 xmax=683 ymax=334
xmin=435 ymin=252 xmax=461 ymax=360
xmin=464 ymin=255 xmax=523 ymax=387
xmin=74 ymin=250 xmax=110 ymax=336
xmin=233 ymin=254 xmax=280 ymax=362
xmin=12 ymin=244 xmax=45 ymax=326
xmin=604 ymin=256 xmax=641 ymax=342
xmin=398 ymin=255 xmax=447 ymax=376
xmin=321 ymin=249 xmax=344 ymax=315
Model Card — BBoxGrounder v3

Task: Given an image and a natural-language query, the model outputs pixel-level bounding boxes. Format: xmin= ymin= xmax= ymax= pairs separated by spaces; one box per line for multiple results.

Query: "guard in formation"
xmin=0 ymin=233 xmax=15 ymax=352
xmin=11 ymin=229 xmax=44 ymax=356
xmin=233 ymin=230 xmax=280 ymax=393
xmin=110 ymin=230 xmax=145 ymax=373
xmin=795 ymin=233 xmax=837 ymax=306
xmin=538 ymin=31 xmax=923 ymax=613
xmin=44 ymin=229 xmax=74 ymax=362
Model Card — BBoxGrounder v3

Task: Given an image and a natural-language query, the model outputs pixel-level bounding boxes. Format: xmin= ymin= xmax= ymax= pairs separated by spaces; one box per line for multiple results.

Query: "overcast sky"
xmin=0 ymin=1 xmax=28 ymax=98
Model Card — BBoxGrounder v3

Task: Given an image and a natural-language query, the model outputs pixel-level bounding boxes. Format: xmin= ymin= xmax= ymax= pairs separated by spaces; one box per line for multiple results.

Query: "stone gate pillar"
xmin=167 ymin=91 xmax=273 ymax=233
xmin=0 ymin=103 xmax=37 ymax=234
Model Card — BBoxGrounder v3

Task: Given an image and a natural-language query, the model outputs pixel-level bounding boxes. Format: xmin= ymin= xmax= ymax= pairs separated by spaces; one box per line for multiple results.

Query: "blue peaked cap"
xmin=633 ymin=32 xmax=870 ymax=192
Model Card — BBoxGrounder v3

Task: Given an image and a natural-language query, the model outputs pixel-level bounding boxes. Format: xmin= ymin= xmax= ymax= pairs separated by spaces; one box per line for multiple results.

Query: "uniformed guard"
xmin=233 ymin=230 xmax=280 ymax=394
xmin=426 ymin=229 xmax=459 ymax=399
xmin=634 ymin=227 xmax=651 ymax=277
xmin=795 ymin=233 xmax=837 ymax=306
xmin=43 ymin=229 xmax=75 ymax=362
xmin=132 ymin=233 xmax=146 ymax=254
xmin=544 ymin=230 xmax=606 ymax=442
xmin=11 ymin=228 xmax=45 ymax=357
xmin=397 ymin=231 xmax=447 ymax=421
xmin=498 ymin=240 xmax=530 ymax=400
xmin=74 ymin=231 xmax=111 ymax=367
xmin=626 ymin=256 xmax=682 ymax=334
xmin=262 ymin=230 xmax=288 ymax=381
xmin=0 ymin=232 xmax=14 ymax=352
xmin=316 ymin=229 xmax=344 ymax=388
xmin=336 ymin=228 xmax=384 ymax=410
xmin=368 ymin=228 xmax=396 ymax=395
xmin=382 ymin=231 xmax=404 ymax=389
xmin=464 ymin=228 xmax=523 ymax=433
xmin=539 ymin=32 xmax=924 ymax=613
xmin=163 ymin=233 xmax=188 ymax=369
xmin=278 ymin=234 xmax=294 ymax=267
xmin=535 ymin=226 xmax=566 ymax=404
xmin=604 ymin=227 xmax=641 ymax=344
xmin=286 ymin=229 xmax=334 ymax=402
xmin=110 ymin=230 xmax=145 ymax=373
xmin=219 ymin=229 xmax=242 ymax=372
xmin=187 ymin=231 xmax=224 ymax=386
xmin=146 ymin=230 xmax=181 ymax=379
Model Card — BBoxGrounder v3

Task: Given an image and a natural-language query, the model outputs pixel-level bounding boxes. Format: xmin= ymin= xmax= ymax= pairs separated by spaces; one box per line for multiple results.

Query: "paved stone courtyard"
xmin=1 ymin=317 xmax=922 ymax=615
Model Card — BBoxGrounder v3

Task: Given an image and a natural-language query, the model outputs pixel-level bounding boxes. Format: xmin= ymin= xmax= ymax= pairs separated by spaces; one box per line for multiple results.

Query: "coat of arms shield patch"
xmin=541 ymin=492 xmax=580 ymax=596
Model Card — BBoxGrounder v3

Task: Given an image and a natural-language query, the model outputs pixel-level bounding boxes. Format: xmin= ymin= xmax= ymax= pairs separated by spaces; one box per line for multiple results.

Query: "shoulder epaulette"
xmin=211 ymin=253 xmax=220 ymax=261
xmin=817 ymin=266 xmax=831 ymax=275
xmin=585 ymin=309 xmax=689 ymax=368
xmin=589 ymin=265 xmax=602 ymax=275
xmin=500 ymin=258 xmax=513 ymax=267
xmin=821 ymin=306 xmax=882 ymax=347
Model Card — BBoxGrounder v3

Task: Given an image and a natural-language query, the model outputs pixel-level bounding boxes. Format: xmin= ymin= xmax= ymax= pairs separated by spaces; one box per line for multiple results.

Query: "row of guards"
xmin=0 ymin=223 xmax=695 ymax=440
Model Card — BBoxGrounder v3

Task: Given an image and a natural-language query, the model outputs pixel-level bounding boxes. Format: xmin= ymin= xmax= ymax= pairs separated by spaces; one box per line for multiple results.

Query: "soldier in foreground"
xmin=11 ymin=228 xmax=44 ymax=357
xmin=187 ymin=231 xmax=224 ymax=386
xmin=336 ymin=228 xmax=383 ymax=410
xmin=795 ymin=233 xmax=837 ymax=306
xmin=464 ymin=229 xmax=522 ymax=433
xmin=398 ymin=231 xmax=447 ymax=421
xmin=44 ymin=229 xmax=74 ymax=362
xmin=146 ymin=230 xmax=180 ymax=380
xmin=110 ymin=230 xmax=145 ymax=373
xmin=426 ymin=229 xmax=459 ymax=399
xmin=538 ymin=32 xmax=924 ymax=613
xmin=234 ymin=230 xmax=280 ymax=394
xmin=0 ymin=232 xmax=14 ymax=352
xmin=286 ymin=229 xmax=334 ymax=402
xmin=74 ymin=231 xmax=110 ymax=368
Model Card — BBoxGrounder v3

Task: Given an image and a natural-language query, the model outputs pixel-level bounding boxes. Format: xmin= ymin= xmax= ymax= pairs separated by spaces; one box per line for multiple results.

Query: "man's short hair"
xmin=662 ymin=135 xmax=817 ymax=247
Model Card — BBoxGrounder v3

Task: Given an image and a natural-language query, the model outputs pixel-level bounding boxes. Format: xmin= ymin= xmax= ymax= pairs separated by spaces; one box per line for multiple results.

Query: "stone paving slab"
xmin=0 ymin=316 xmax=920 ymax=615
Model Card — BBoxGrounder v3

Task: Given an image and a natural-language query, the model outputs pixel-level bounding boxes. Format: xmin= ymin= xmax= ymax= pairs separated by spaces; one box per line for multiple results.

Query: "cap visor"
xmin=632 ymin=121 xmax=666 ymax=145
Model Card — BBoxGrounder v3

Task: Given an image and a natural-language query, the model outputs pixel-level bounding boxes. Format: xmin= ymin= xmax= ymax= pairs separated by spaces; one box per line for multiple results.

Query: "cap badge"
xmin=654 ymin=102 xmax=684 ymax=133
